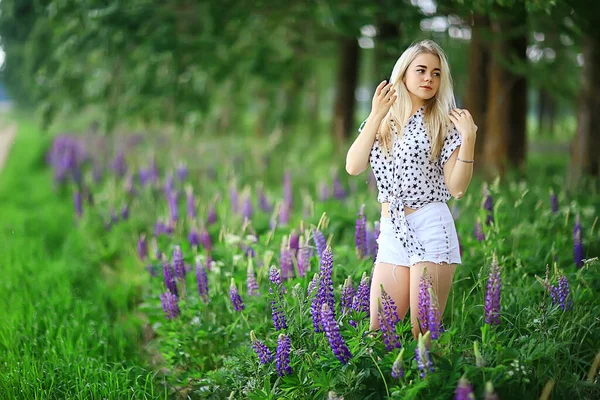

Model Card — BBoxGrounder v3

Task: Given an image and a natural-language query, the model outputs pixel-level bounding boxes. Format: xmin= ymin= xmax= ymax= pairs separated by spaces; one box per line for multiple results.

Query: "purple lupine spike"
xmin=269 ymin=266 xmax=287 ymax=331
xmin=207 ymin=204 xmax=217 ymax=225
xmin=163 ymin=262 xmax=178 ymax=297
xmin=229 ymin=184 xmax=239 ymax=214
xmin=111 ymin=151 xmax=127 ymax=177
xmin=167 ymin=191 xmax=179 ymax=224
xmin=160 ymin=290 xmax=180 ymax=319
xmin=283 ymin=170 xmax=293 ymax=209
xmin=333 ymin=175 xmax=346 ymax=199
xmin=250 ymin=331 xmax=273 ymax=364
xmin=418 ymin=274 xmax=432 ymax=332
xmin=321 ymin=303 xmax=353 ymax=364
xmin=137 ymin=235 xmax=148 ymax=261
xmin=307 ymin=273 xmax=319 ymax=298
xmin=163 ymin=174 xmax=175 ymax=195
xmin=229 ymin=278 xmax=244 ymax=312
xmin=258 ymin=185 xmax=273 ymax=212
xmin=74 ymin=191 xmax=83 ymax=217
xmin=173 ymin=245 xmax=186 ymax=279
xmin=110 ymin=208 xmax=119 ymax=224
xmin=381 ymin=286 xmax=400 ymax=327
xmin=177 ymin=164 xmax=188 ymax=181
xmin=247 ymin=259 xmax=259 ymax=296
xmin=355 ymin=204 xmax=367 ymax=259
xmin=474 ymin=218 xmax=485 ymax=241
xmin=275 ymin=334 xmax=292 ymax=376
xmin=351 ymin=272 xmax=370 ymax=314
xmin=378 ymin=294 xmax=401 ymax=351
xmin=280 ymin=239 xmax=294 ymax=280
xmin=550 ymin=189 xmax=559 ymax=214
xmin=289 ymin=230 xmax=299 ymax=255
xmin=341 ymin=277 xmax=356 ymax=315
xmin=455 ymin=376 xmax=475 ymax=400
xmin=312 ymin=227 xmax=327 ymax=263
xmin=550 ymin=274 xmax=573 ymax=311
xmin=186 ymin=186 xmax=196 ymax=219
xmin=279 ymin=203 xmax=290 ymax=226
xmin=200 ymin=228 xmax=212 ymax=252
xmin=318 ymin=180 xmax=330 ymax=201
xmin=415 ymin=332 xmax=433 ymax=378
xmin=484 ymin=253 xmax=502 ymax=325
xmin=427 ymin=288 xmax=441 ymax=340
xmin=119 ymin=204 xmax=129 ymax=220
xmin=315 ymin=247 xmax=335 ymax=332
xmin=296 ymin=237 xmax=310 ymax=277
xmin=188 ymin=227 xmax=200 ymax=247
xmin=483 ymin=188 xmax=494 ymax=226
xmin=573 ymin=214 xmax=584 ymax=268
xmin=391 ymin=348 xmax=405 ymax=379
xmin=196 ymin=261 xmax=209 ymax=302
xmin=242 ymin=194 xmax=253 ymax=221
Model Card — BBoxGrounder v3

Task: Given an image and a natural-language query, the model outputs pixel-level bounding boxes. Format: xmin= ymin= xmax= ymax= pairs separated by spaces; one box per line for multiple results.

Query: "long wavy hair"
xmin=377 ymin=40 xmax=456 ymax=162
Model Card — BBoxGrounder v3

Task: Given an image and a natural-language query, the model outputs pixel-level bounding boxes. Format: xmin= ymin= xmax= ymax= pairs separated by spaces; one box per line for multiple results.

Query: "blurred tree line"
xmin=0 ymin=0 xmax=598 ymax=186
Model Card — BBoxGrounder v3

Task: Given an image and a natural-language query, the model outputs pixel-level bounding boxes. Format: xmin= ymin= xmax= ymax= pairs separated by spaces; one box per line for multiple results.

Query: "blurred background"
xmin=0 ymin=0 xmax=598 ymax=187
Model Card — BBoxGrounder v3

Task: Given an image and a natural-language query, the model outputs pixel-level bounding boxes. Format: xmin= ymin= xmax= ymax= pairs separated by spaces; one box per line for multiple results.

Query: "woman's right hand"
xmin=371 ymin=80 xmax=397 ymax=118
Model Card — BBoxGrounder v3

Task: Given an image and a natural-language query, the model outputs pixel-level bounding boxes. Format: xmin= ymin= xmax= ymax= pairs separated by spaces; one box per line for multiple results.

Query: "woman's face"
xmin=402 ymin=52 xmax=441 ymax=104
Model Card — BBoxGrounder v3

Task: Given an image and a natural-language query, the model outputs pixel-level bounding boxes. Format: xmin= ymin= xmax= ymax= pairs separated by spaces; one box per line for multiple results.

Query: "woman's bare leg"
xmin=369 ymin=262 xmax=410 ymax=330
xmin=409 ymin=262 xmax=457 ymax=339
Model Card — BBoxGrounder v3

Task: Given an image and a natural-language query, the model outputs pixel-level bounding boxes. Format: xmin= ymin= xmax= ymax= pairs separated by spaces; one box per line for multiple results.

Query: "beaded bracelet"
xmin=457 ymin=157 xmax=474 ymax=163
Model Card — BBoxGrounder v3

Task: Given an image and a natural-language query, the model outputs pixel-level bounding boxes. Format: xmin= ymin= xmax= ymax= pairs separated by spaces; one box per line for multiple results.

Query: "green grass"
xmin=0 ymin=119 xmax=166 ymax=399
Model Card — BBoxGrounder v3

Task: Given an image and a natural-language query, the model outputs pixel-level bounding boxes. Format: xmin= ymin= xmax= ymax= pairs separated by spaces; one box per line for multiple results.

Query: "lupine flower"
xmin=242 ymin=193 xmax=253 ymax=221
xmin=355 ymin=204 xmax=367 ymax=258
xmin=474 ymin=218 xmax=485 ymax=241
xmin=279 ymin=203 xmax=290 ymax=226
xmin=247 ymin=259 xmax=259 ymax=296
xmin=200 ymin=228 xmax=212 ymax=251
xmin=257 ymin=185 xmax=272 ymax=212
xmin=111 ymin=151 xmax=127 ymax=177
xmin=276 ymin=334 xmax=292 ymax=376
xmin=297 ymin=239 xmax=311 ymax=278
xmin=74 ymin=191 xmax=83 ymax=217
xmin=176 ymin=164 xmax=188 ymax=181
xmin=167 ymin=191 xmax=178 ymax=223
xmin=283 ymin=171 xmax=293 ymax=209
xmin=455 ymin=376 xmax=475 ymax=400
xmin=350 ymin=272 xmax=370 ymax=327
xmin=418 ymin=274 xmax=432 ymax=332
xmin=341 ymin=277 xmax=356 ymax=315
xmin=312 ymin=227 xmax=327 ymax=263
xmin=207 ymin=205 xmax=217 ymax=225
xmin=163 ymin=262 xmax=178 ymax=297
xmin=550 ymin=189 xmax=559 ymax=214
xmin=550 ymin=274 xmax=573 ymax=311
xmin=229 ymin=278 xmax=244 ymax=312
xmin=427 ymin=288 xmax=441 ymax=340
xmin=307 ymin=273 xmax=319 ymax=298
xmin=229 ymin=184 xmax=239 ymax=214
xmin=188 ymin=227 xmax=200 ymax=247
xmin=269 ymin=266 xmax=287 ymax=331
xmin=321 ymin=303 xmax=352 ymax=364
xmin=289 ymin=230 xmax=299 ymax=255
xmin=391 ymin=348 xmax=405 ymax=379
xmin=415 ymin=331 xmax=433 ymax=378
xmin=196 ymin=261 xmax=209 ymax=302
xmin=163 ymin=174 xmax=175 ymax=195
xmin=280 ymin=239 xmax=294 ymax=280
xmin=483 ymin=185 xmax=494 ymax=225
xmin=250 ymin=331 xmax=273 ymax=364
xmin=318 ymin=180 xmax=330 ymax=201
xmin=185 ymin=186 xmax=196 ymax=219
xmin=381 ymin=285 xmax=400 ymax=327
xmin=312 ymin=247 xmax=335 ymax=332
xmin=120 ymin=204 xmax=129 ymax=220
xmin=333 ymin=175 xmax=346 ymax=199
xmin=160 ymin=290 xmax=180 ymax=319
xmin=484 ymin=253 xmax=502 ymax=325
xmin=574 ymin=214 xmax=584 ymax=268
xmin=110 ymin=208 xmax=119 ymax=224
xmin=377 ymin=298 xmax=402 ymax=351
xmin=173 ymin=245 xmax=186 ymax=279
xmin=484 ymin=381 xmax=499 ymax=400
xmin=137 ymin=235 xmax=148 ymax=261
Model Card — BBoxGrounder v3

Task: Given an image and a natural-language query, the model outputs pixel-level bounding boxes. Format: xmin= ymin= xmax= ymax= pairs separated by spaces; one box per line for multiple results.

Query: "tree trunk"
xmin=332 ymin=37 xmax=360 ymax=145
xmin=464 ymin=13 xmax=490 ymax=173
xmin=482 ymin=12 xmax=528 ymax=178
xmin=567 ymin=35 xmax=600 ymax=190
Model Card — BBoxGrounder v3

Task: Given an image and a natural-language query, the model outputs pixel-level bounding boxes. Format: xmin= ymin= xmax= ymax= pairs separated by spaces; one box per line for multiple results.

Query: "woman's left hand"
xmin=449 ymin=108 xmax=477 ymax=142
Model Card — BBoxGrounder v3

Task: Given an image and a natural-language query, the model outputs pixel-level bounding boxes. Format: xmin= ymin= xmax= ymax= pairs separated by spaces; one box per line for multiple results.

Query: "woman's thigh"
xmin=369 ymin=262 xmax=410 ymax=330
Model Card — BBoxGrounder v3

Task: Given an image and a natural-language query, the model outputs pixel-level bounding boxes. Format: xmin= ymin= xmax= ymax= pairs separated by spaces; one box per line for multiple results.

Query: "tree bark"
xmin=567 ymin=35 xmax=600 ymax=190
xmin=507 ymin=29 xmax=528 ymax=172
xmin=332 ymin=36 xmax=360 ymax=145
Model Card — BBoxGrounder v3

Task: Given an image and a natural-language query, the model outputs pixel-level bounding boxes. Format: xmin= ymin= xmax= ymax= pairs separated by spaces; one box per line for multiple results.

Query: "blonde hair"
xmin=377 ymin=39 xmax=456 ymax=162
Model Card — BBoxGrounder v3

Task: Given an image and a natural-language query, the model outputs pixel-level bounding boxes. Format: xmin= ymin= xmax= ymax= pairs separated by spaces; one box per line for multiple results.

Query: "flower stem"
xmin=369 ymin=352 xmax=390 ymax=398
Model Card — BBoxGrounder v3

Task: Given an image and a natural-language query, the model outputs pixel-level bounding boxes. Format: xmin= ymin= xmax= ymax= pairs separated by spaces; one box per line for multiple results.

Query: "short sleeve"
xmin=439 ymin=125 xmax=462 ymax=167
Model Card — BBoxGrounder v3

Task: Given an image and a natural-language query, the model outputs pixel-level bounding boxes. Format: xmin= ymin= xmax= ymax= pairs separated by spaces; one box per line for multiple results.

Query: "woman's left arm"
xmin=444 ymin=109 xmax=477 ymax=199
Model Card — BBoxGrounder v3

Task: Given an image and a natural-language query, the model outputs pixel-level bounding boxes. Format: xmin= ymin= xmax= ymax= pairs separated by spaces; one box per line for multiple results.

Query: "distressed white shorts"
xmin=375 ymin=202 xmax=462 ymax=269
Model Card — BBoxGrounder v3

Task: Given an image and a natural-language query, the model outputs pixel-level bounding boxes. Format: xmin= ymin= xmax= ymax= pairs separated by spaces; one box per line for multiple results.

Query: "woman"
xmin=345 ymin=39 xmax=477 ymax=339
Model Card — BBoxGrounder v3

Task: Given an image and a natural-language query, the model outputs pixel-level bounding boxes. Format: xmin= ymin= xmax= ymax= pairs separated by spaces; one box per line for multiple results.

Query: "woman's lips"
xmin=421 ymin=86 xmax=432 ymax=90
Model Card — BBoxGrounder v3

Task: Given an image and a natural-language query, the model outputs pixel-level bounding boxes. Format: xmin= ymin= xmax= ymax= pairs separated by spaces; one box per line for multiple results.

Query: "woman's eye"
xmin=417 ymin=69 xmax=424 ymax=73
xmin=434 ymin=73 xmax=440 ymax=77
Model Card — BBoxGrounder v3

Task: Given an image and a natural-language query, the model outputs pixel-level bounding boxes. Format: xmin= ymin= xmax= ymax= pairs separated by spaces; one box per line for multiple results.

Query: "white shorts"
xmin=375 ymin=202 xmax=462 ymax=267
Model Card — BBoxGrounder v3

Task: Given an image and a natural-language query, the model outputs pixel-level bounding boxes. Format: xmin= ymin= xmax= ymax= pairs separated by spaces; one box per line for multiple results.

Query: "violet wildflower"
xmin=242 ymin=193 xmax=253 ymax=221
xmin=207 ymin=205 xmax=217 ymax=225
xmin=188 ymin=227 xmax=200 ymax=248
xmin=455 ymin=376 xmax=475 ymax=400
xmin=120 ymin=204 xmax=129 ymax=220
xmin=196 ymin=261 xmax=209 ymax=302
xmin=74 ymin=191 xmax=83 ymax=217
xmin=160 ymin=290 xmax=180 ymax=319
xmin=269 ymin=266 xmax=287 ymax=331
xmin=550 ymin=189 xmax=559 ymax=214
xmin=257 ymin=185 xmax=273 ymax=212
xmin=341 ymin=277 xmax=356 ymax=315
xmin=167 ymin=191 xmax=178 ymax=223
xmin=314 ymin=247 xmax=335 ymax=332
xmin=550 ymin=274 xmax=573 ymax=311
xmin=162 ymin=262 xmax=178 ymax=297
xmin=247 ymin=259 xmax=259 ymax=296
xmin=312 ymin=227 xmax=327 ymax=263
xmin=137 ymin=234 xmax=148 ymax=261
xmin=229 ymin=184 xmax=239 ymax=214
xmin=297 ymin=239 xmax=311 ymax=278
xmin=280 ymin=239 xmax=294 ymax=280
xmin=289 ymin=230 xmax=299 ymax=255
xmin=173 ymin=245 xmax=186 ymax=279
xmin=377 ymin=298 xmax=402 ymax=351
xmin=176 ymin=164 xmax=188 ymax=181
xmin=415 ymin=331 xmax=433 ymax=378
xmin=283 ymin=170 xmax=293 ymax=209
xmin=391 ymin=348 xmax=405 ymax=379
xmin=418 ymin=273 xmax=432 ymax=332
xmin=321 ymin=303 xmax=352 ymax=364
xmin=574 ymin=214 xmax=584 ymax=268
xmin=275 ymin=334 xmax=292 ymax=376
xmin=484 ymin=252 xmax=502 ymax=325
xmin=474 ymin=218 xmax=485 ymax=241
xmin=427 ymin=288 xmax=441 ymax=340
xmin=350 ymin=272 xmax=370 ymax=327
xmin=200 ymin=228 xmax=212 ymax=252
xmin=380 ymin=285 xmax=400 ymax=327
xmin=163 ymin=174 xmax=175 ymax=195
xmin=333 ymin=175 xmax=346 ymax=199
xmin=279 ymin=203 xmax=290 ymax=226
xmin=355 ymin=204 xmax=367 ymax=258
xmin=111 ymin=151 xmax=127 ymax=177
xmin=110 ymin=208 xmax=119 ymax=224
xmin=185 ymin=186 xmax=196 ymax=219
xmin=229 ymin=278 xmax=244 ymax=312
xmin=318 ymin=180 xmax=330 ymax=201
xmin=307 ymin=273 xmax=319 ymax=298
xmin=483 ymin=184 xmax=494 ymax=225
xmin=250 ymin=331 xmax=273 ymax=364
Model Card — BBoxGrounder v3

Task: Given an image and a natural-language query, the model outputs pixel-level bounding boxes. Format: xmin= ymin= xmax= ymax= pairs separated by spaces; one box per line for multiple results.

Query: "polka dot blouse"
xmin=358 ymin=106 xmax=462 ymax=258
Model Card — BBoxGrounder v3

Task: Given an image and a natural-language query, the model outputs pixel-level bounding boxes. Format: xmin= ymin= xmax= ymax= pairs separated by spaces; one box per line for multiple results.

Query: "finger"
xmin=376 ymin=81 xmax=387 ymax=95
xmin=384 ymin=87 xmax=396 ymax=99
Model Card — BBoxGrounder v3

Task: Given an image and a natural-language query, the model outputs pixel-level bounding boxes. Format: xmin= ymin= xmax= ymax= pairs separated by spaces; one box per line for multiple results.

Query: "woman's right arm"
xmin=345 ymin=81 xmax=396 ymax=176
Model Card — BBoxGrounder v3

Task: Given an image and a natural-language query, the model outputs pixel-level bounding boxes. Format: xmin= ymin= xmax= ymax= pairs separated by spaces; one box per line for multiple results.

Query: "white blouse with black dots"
xmin=358 ymin=106 xmax=462 ymax=259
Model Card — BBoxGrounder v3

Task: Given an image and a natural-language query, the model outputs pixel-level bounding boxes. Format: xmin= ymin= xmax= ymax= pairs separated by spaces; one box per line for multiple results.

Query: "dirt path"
xmin=0 ymin=122 xmax=17 ymax=173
